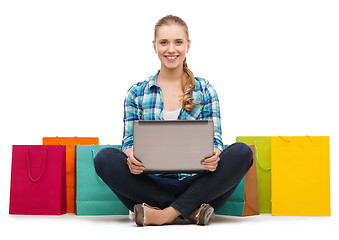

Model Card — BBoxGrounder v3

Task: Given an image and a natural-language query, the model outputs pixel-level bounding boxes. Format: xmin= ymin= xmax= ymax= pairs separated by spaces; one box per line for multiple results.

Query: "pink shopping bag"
xmin=9 ymin=145 xmax=66 ymax=215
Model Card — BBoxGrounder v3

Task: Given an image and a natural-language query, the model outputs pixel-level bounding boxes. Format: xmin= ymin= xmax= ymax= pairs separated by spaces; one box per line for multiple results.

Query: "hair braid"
xmin=181 ymin=58 xmax=201 ymax=111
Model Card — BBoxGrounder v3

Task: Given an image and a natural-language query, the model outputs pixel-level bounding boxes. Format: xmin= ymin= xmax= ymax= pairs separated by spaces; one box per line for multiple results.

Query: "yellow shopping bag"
xmin=271 ymin=136 xmax=331 ymax=216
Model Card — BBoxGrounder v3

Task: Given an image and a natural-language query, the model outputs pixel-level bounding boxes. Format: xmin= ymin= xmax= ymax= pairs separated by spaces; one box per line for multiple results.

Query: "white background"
xmin=1 ymin=0 xmax=338 ymax=239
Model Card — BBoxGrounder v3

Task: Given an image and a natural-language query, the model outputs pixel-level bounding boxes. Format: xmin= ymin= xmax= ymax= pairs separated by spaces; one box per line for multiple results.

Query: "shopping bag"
xmin=215 ymin=145 xmax=259 ymax=216
xmin=271 ymin=136 xmax=331 ymax=216
xmin=75 ymin=145 xmax=129 ymax=215
xmin=236 ymin=136 xmax=271 ymax=213
xmin=243 ymin=145 xmax=260 ymax=216
xmin=43 ymin=137 xmax=99 ymax=213
xmin=9 ymin=145 xmax=66 ymax=215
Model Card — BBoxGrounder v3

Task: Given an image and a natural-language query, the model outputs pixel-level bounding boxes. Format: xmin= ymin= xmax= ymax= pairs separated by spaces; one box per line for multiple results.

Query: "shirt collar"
xmin=148 ymin=70 xmax=195 ymax=90
xmin=148 ymin=70 xmax=160 ymax=89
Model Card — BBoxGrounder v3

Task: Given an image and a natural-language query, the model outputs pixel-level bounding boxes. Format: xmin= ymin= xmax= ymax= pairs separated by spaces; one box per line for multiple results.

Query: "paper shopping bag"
xmin=75 ymin=145 xmax=129 ymax=215
xmin=9 ymin=145 xmax=66 ymax=215
xmin=43 ymin=137 xmax=99 ymax=213
xmin=236 ymin=136 xmax=271 ymax=213
xmin=271 ymin=136 xmax=331 ymax=216
xmin=215 ymin=145 xmax=259 ymax=216
xmin=243 ymin=145 xmax=259 ymax=216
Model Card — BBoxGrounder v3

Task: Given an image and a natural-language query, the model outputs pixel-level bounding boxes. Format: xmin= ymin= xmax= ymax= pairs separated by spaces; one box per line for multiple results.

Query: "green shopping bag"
xmin=215 ymin=177 xmax=246 ymax=216
xmin=236 ymin=137 xmax=271 ymax=213
xmin=75 ymin=145 xmax=129 ymax=215
xmin=215 ymin=145 xmax=259 ymax=216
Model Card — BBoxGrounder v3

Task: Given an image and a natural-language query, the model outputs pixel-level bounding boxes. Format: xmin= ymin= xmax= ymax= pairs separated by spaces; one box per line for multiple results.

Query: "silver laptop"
xmin=133 ymin=120 xmax=214 ymax=173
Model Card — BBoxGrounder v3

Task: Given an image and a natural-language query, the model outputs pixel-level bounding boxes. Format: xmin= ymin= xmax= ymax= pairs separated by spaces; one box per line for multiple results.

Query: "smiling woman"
xmin=152 ymin=15 xmax=200 ymax=112
xmin=93 ymin=14 xmax=253 ymax=227
xmin=154 ymin=24 xmax=188 ymax=68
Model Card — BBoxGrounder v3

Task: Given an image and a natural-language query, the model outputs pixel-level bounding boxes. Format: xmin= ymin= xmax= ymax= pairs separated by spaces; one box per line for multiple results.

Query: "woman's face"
xmin=153 ymin=24 xmax=191 ymax=71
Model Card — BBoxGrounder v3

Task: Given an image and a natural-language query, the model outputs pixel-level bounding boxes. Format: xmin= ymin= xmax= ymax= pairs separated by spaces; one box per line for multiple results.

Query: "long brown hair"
xmin=154 ymin=15 xmax=201 ymax=112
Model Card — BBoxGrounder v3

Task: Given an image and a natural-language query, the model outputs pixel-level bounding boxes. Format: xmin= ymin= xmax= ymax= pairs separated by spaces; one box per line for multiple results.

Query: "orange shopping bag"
xmin=43 ymin=137 xmax=99 ymax=213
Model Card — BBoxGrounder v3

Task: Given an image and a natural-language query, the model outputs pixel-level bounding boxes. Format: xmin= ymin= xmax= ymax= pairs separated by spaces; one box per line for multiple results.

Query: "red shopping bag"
xmin=9 ymin=145 xmax=66 ymax=215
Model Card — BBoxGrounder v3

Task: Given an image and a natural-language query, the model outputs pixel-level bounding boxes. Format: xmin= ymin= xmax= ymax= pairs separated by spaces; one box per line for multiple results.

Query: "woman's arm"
xmin=121 ymin=86 xmax=145 ymax=174
xmin=201 ymin=80 xmax=223 ymax=171
xmin=202 ymin=81 xmax=223 ymax=152
xmin=121 ymin=86 xmax=139 ymax=152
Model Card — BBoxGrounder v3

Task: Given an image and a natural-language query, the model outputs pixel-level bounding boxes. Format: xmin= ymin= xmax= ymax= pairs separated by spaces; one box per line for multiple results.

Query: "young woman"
xmin=94 ymin=15 xmax=253 ymax=226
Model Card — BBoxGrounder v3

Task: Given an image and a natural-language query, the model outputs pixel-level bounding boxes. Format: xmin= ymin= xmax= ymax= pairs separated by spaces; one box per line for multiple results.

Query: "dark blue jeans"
xmin=94 ymin=142 xmax=253 ymax=219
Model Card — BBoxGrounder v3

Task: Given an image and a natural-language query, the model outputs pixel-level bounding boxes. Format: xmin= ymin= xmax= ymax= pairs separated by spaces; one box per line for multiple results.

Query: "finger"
xmin=131 ymin=169 xmax=143 ymax=175
xmin=127 ymin=162 xmax=144 ymax=175
xmin=203 ymin=161 xmax=218 ymax=170
xmin=203 ymin=160 xmax=219 ymax=170
xmin=213 ymin=151 xmax=220 ymax=157
xmin=203 ymin=163 xmax=217 ymax=169
xmin=203 ymin=163 xmax=217 ymax=171
xmin=202 ymin=157 xmax=214 ymax=163
xmin=213 ymin=148 xmax=221 ymax=156
xmin=203 ymin=156 xmax=219 ymax=164
xmin=129 ymin=156 xmax=143 ymax=166
xmin=129 ymin=161 xmax=145 ymax=171
xmin=127 ymin=159 xmax=145 ymax=172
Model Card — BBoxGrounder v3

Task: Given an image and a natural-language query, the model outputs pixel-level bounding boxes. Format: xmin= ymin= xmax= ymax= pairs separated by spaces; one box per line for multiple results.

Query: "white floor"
xmin=2 ymin=213 xmax=338 ymax=240
xmin=1 ymin=1 xmax=338 ymax=237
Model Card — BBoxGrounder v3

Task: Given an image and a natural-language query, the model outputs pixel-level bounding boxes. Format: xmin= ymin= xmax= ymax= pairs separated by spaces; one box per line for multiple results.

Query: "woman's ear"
xmin=186 ymin=40 xmax=191 ymax=53
xmin=153 ymin=40 xmax=157 ymax=53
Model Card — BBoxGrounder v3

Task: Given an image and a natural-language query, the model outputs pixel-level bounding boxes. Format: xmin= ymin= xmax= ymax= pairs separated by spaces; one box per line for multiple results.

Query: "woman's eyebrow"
xmin=158 ymin=38 xmax=184 ymax=42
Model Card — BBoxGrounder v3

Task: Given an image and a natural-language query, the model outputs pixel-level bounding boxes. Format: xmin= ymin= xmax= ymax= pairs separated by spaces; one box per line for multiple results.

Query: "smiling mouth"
xmin=165 ymin=56 xmax=179 ymax=59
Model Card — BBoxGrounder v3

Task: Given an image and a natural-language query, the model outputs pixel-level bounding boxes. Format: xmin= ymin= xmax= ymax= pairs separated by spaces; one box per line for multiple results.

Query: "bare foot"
xmin=143 ymin=206 xmax=180 ymax=226
xmin=188 ymin=208 xmax=200 ymax=223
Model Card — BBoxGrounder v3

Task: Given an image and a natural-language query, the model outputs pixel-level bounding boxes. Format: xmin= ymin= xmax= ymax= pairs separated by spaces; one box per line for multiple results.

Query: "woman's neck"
xmin=158 ymin=65 xmax=184 ymax=84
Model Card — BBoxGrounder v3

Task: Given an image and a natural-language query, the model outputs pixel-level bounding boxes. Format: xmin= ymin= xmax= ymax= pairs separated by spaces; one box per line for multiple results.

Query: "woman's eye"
xmin=160 ymin=41 xmax=168 ymax=45
xmin=176 ymin=41 xmax=183 ymax=44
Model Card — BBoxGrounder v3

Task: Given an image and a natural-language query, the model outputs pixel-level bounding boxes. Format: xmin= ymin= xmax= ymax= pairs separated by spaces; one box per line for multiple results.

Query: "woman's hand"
xmin=202 ymin=148 xmax=221 ymax=172
xmin=124 ymin=148 xmax=145 ymax=175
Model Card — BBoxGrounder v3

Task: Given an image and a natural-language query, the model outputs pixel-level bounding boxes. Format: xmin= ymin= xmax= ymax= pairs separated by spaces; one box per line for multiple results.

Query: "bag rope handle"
xmin=91 ymin=147 xmax=105 ymax=183
xmin=57 ymin=138 xmax=81 ymax=173
xmin=26 ymin=147 xmax=47 ymax=182
xmin=91 ymin=149 xmax=95 ymax=160
xmin=278 ymin=135 xmax=313 ymax=142
xmin=254 ymin=140 xmax=271 ymax=171
xmin=278 ymin=136 xmax=290 ymax=142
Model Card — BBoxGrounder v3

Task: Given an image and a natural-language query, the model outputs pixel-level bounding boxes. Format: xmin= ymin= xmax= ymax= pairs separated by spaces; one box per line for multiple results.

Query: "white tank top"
xmin=163 ymin=108 xmax=181 ymax=120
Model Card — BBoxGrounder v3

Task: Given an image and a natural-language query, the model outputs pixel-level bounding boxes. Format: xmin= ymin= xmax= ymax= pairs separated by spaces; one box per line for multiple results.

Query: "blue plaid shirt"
xmin=121 ymin=71 xmax=223 ymax=180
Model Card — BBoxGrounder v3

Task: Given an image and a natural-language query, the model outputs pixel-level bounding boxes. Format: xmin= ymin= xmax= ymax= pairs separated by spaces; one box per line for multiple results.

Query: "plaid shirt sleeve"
xmin=202 ymin=80 xmax=223 ymax=152
xmin=121 ymin=85 xmax=140 ymax=152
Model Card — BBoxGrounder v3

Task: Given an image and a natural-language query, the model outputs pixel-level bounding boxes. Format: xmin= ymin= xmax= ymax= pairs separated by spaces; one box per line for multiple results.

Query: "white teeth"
xmin=166 ymin=56 xmax=177 ymax=59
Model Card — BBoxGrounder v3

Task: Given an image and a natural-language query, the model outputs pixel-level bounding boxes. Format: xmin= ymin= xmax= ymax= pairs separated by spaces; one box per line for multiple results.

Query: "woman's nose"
xmin=167 ymin=43 xmax=175 ymax=52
